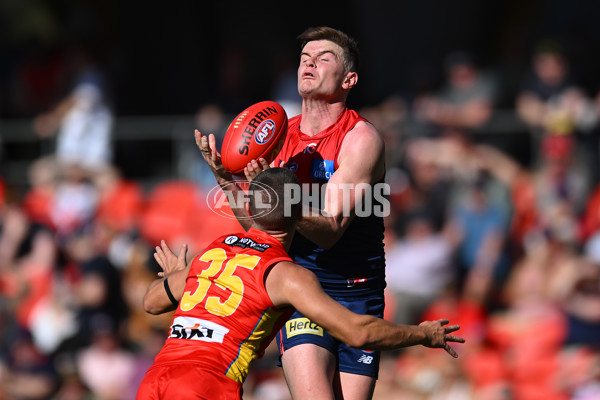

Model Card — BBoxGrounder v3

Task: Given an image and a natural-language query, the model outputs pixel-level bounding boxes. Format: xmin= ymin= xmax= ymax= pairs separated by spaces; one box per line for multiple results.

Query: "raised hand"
xmin=243 ymin=158 xmax=271 ymax=181
xmin=194 ymin=129 xmax=232 ymax=184
xmin=153 ymin=240 xmax=188 ymax=278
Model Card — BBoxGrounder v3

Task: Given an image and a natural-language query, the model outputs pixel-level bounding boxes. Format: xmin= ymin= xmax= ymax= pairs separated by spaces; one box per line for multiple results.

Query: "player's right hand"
xmin=195 ymin=129 xmax=232 ymax=184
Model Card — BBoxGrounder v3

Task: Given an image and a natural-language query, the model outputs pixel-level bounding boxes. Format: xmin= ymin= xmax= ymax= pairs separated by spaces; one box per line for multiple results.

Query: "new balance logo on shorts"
xmin=357 ymin=354 xmax=374 ymax=364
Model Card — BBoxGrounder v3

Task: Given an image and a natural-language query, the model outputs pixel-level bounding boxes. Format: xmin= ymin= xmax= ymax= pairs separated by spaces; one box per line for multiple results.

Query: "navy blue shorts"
xmin=276 ymin=292 xmax=385 ymax=378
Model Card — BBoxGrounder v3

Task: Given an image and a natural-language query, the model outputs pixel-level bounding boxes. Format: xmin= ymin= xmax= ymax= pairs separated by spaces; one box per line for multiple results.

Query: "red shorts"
xmin=136 ymin=363 xmax=243 ymax=400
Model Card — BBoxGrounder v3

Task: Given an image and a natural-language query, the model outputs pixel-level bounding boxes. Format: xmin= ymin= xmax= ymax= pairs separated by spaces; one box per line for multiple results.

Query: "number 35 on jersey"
xmin=179 ymin=248 xmax=261 ymax=317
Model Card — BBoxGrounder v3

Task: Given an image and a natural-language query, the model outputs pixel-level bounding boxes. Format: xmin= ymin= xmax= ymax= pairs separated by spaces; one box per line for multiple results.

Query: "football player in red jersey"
xmin=196 ymin=26 xmax=395 ymax=399
xmin=136 ymin=168 xmax=464 ymax=400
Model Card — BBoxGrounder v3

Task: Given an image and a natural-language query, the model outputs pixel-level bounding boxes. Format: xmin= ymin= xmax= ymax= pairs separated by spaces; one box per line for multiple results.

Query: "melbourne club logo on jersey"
xmin=254 ymin=119 xmax=276 ymax=145
xmin=304 ymin=143 xmax=317 ymax=154
xmin=311 ymin=159 xmax=335 ymax=181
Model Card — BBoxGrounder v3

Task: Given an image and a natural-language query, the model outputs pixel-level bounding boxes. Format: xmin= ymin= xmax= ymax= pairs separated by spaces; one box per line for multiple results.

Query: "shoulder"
xmin=346 ymin=120 xmax=383 ymax=144
xmin=265 ymin=260 xmax=319 ymax=308
xmin=269 ymin=260 xmax=313 ymax=280
xmin=339 ymin=120 xmax=384 ymax=163
xmin=287 ymin=115 xmax=302 ymax=133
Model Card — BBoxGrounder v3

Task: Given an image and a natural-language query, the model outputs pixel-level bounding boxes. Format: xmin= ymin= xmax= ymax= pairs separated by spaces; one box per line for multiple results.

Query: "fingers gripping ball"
xmin=221 ymin=101 xmax=288 ymax=174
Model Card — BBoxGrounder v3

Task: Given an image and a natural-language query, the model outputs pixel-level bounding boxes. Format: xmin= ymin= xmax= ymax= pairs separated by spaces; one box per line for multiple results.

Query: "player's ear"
xmin=342 ymin=71 xmax=358 ymax=90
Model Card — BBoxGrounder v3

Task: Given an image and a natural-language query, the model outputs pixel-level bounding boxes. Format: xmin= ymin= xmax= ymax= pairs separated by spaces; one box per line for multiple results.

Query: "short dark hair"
xmin=249 ymin=168 xmax=301 ymax=231
xmin=298 ymin=26 xmax=360 ymax=73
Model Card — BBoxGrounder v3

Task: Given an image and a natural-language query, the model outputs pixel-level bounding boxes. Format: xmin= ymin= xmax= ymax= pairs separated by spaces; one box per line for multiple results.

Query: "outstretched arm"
xmin=266 ymin=261 xmax=465 ymax=356
xmin=195 ymin=129 xmax=253 ymax=230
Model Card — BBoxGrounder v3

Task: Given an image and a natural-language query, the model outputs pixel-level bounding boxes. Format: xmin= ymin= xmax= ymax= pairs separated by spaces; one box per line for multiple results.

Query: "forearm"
xmin=143 ymin=278 xmax=178 ymax=315
xmin=275 ymin=262 xmax=463 ymax=356
xmin=295 ymin=209 xmax=348 ymax=249
xmin=352 ymin=315 xmax=427 ymax=351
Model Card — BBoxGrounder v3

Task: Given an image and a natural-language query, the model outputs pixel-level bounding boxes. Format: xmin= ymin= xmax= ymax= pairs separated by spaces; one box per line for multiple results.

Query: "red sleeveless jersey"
xmin=272 ymin=108 xmax=386 ymax=296
xmin=151 ymin=228 xmax=294 ymax=385
xmin=273 ymin=108 xmax=367 ymax=182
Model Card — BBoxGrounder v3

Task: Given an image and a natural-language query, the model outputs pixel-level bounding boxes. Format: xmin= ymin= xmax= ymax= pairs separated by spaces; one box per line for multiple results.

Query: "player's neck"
xmin=300 ymin=99 xmax=346 ymax=136
xmin=252 ymin=224 xmax=295 ymax=252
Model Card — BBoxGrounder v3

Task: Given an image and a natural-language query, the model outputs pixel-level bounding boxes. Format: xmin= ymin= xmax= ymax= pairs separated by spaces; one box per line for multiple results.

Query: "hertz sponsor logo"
xmin=285 ymin=318 xmax=323 ymax=338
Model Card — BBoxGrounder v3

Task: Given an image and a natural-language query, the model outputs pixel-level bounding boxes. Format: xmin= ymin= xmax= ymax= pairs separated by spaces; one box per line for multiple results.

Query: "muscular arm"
xmin=142 ymin=268 xmax=188 ymax=315
xmin=296 ymin=122 xmax=386 ymax=249
xmin=266 ymin=261 xmax=464 ymax=355
xmin=195 ymin=130 xmax=253 ymax=230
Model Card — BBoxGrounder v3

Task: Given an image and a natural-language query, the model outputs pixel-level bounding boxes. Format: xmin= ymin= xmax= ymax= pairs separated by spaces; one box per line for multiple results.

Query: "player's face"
xmin=298 ymin=40 xmax=348 ymax=100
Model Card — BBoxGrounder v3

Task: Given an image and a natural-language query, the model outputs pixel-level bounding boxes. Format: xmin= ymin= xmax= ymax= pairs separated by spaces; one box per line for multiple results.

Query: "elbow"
xmin=143 ymin=297 xmax=162 ymax=315
xmin=346 ymin=330 xmax=370 ymax=349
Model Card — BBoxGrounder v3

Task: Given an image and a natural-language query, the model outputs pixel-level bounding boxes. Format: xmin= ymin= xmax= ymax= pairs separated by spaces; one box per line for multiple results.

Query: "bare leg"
xmin=333 ymin=372 xmax=376 ymax=400
xmin=281 ymin=343 xmax=337 ymax=399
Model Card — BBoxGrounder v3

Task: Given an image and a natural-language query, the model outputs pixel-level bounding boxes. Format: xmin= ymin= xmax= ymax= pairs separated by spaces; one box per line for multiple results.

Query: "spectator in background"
xmin=484 ymin=219 xmax=576 ymax=400
xmin=0 ymin=203 xmax=62 ymax=346
xmin=93 ymin=165 xmax=144 ymax=237
xmin=475 ymin=137 xmax=590 ymax=258
xmin=393 ymin=136 xmax=462 ymax=231
xmin=360 ymin=95 xmax=408 ymax=170
xmin=76 ymin=315 xmax=136 ymax=400
xmin=57 ymin=223 xmax=129 ymax=355
xmin=0 ymin=328 xmax=59 ymax=400
xmin=385 ymin=209 xmax=454 ymax=326
xmin=445 ymin=171 xmax=510 ymax=306
xmin=413 ymin=51 xmax=497 ymax=135
xmin=580 ymin=181 xmax=600 ymax=241
xmin=22 ymin=156 xmax=59 ymax=230
xmin=50 ymin=163 xmax=98 ymax=243
xmin=554 ymin=232 xmax=600 ymax=347
xmin=92 ymin=165 xmax=145 ymax=271
xmin=33 ymin=45 xmax=113 ymax=177
xmin=516 ymin=39 xmax=598 ymax=169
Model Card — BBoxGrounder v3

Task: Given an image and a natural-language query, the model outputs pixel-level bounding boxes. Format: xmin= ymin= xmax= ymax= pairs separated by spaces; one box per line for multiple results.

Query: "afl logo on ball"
xmin=255 ymin=120 xmax=276 ymax=145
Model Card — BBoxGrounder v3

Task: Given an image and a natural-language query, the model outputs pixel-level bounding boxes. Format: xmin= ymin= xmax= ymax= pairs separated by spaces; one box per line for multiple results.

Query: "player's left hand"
xmin=154 ymin=240 xmax=188 ymax=278
xmin=244 ymin=158 xmax=270 ymax=181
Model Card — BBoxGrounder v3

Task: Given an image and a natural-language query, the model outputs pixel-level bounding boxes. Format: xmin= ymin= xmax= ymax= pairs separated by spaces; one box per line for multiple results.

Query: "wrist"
xmin=217 ymin=176 xmax=233 ymax=187
xmin=415 ymin=324 xmax=429 ymax=345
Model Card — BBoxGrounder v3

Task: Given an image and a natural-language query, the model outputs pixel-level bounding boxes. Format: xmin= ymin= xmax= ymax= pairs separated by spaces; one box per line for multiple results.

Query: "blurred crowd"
xmin=2 ymin=36 xmax=600 ymax=400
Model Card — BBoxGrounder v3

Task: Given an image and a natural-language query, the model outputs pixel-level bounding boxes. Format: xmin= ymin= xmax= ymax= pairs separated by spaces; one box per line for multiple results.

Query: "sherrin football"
xmin=221 ymin=101 xmax=288 ymax=174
